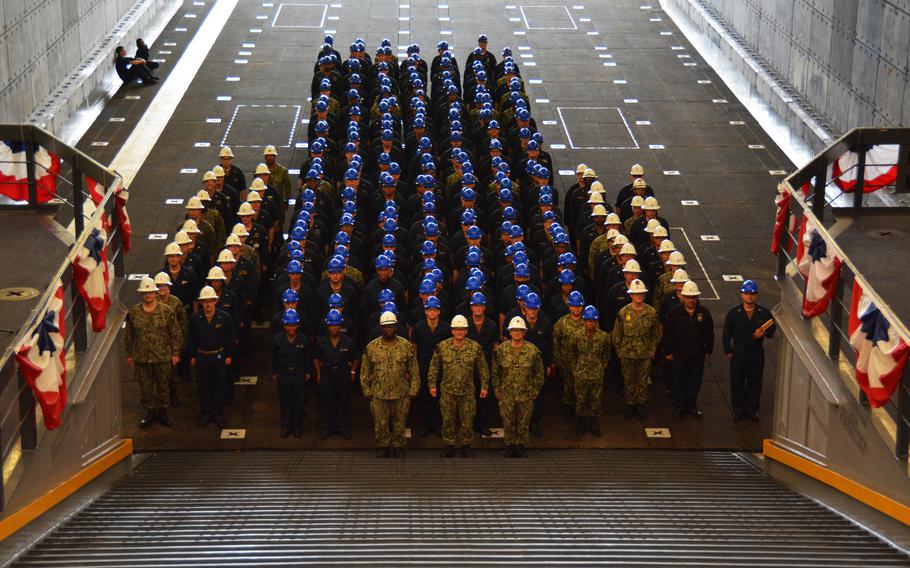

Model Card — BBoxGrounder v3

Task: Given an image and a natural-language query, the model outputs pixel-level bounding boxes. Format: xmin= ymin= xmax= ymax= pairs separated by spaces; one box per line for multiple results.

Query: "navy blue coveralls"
xmin=271 ymin=332 xmax=312 ymax=432
xmin=187 ymin=309 xmax=235 ymax=423
xmin=314 ymin=333 xmax=360 ymax=434
xmin=723 ymin=303 xmax=775 ymax=416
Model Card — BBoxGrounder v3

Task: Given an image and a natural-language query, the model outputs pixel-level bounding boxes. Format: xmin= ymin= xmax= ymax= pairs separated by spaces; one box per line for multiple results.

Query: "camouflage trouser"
xmin=370 ymin=397 xmax=411 ymax=448
xmin=574 ymin=373 xmax=604 ymax=417
xmin=135 ymin=362 xmax=171 ymax=410
xmin=499 ymin=399 xmax=533 ymax=446
xmin=620 ymin=358 xmax=651 ymax=405
xmin=558 ymin=365 xmax=575 ymax=406
xmin=440 ymin=392 xmax=476 ymax=446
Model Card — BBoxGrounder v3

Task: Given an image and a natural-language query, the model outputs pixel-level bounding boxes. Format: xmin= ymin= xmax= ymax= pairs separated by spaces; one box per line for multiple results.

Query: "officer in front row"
xmin=723 ymin=279 xmax=775 ymax=422
xmin=314 ymin=309 xmax=360 ymax=439
xmin=271 ymin=308 xmax=311 ymax=438
xmin=492 ymin=316 xmax=545 ymax=458
xmin=187 ymin=286 xmax=235 ymax=429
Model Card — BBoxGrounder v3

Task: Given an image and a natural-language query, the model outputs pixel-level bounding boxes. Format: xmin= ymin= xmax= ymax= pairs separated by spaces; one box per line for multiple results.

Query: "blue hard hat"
xmin=418 ymin=279 xmax=436 ymax=294
xmin=281 ymin=288 xmax=299 ymax=304
xmin=516 ymin=284 xmax=531 ymax=301
xmin=509 ymin=225 xmax=524 ymax=238
xmin=512 ymin=251 xmax=528 ymax=265
xmin=424 ymin=296 xmax=442 ymax=309
xmin=558 ymin=252 xmax=577 ymax=266
xmin=503 ymin=206 xmax=518 ymax=221
xmin=514 ymin=263 xmax=530 ymax=278
xmin=326 ymin=258 xmax=344 ymax=273
xmin=289 ymin=250 xmax=304 ymax=262
xmin=424 ymin=222 xmax=440 ymax=237
xmin=568 ymin=290 xmax=585 ymax=307
xmin=582 ymin=305 xmax=600 ymax=320
xmin=465 ymin=276 xmax=482 ymax=291
xmin=553 ymin=232 xmax=570 ymax=245
xmin=378 ymin=288 xmax=395 ymax=303
xmin=328 ymin=293 xmax=344 ymax=308
xmin=335 ymin=231 xmax=350 ymax=245
xmin=465 ymin=250 xmax=481 ymax=267
xmin=461 ymin=210 xmax=476 ymax=225
xmin=466 ymin=226 xmax=483 ymax=240
xmin=420 ymin=240 xmax=436 ymax=255
xmin=559 ymin=269 xmax=575 ymax=285
xmin=499 ymin=189 xmax=513 ymax=202
xmin=325 ymin=309 xmax=344 ymax=326
xmin=470 ymin=292 xmax=487 ymax=305
xmin=382 ymin=233 xmax=396 ymax=247
xmin=286 ymin=240 xmax=301 ymax=253
xmin=741 ymin=280 xmax=758 ymax=294
xmin=375 ymin=255 xmax=393 ymax=269
xmin=460 ymin=187 xmax=476 ymax=201
xmin=290 ymin=226 xmax=307 ymax=241
xmin=524 ymin=292 xmax=542 ymax=310
xmin=287 ymin=260 xmax=303 ymax=274
xmin=282 ymin=309 xmax=300 ymax=326
xmin=382 ymin=302 xmax=398 ymax=315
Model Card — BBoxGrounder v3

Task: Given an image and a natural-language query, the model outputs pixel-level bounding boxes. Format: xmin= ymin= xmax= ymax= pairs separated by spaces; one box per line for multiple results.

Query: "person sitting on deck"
xmin=113 ymin=45 xmax=158 ymax=85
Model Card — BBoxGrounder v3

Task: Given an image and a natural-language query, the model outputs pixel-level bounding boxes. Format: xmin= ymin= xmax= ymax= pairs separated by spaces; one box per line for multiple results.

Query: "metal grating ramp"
xmin=13 ymin=450 xmax=910 ymax=567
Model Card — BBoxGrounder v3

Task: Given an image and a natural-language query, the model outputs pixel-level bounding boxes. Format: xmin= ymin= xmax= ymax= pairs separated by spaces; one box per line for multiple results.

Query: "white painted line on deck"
xmin=673 ymin=227 xmax=720 ymax=300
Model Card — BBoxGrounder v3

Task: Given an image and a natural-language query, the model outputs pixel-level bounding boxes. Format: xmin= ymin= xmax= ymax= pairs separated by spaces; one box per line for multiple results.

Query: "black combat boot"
xmin=460 ymin=445 xmax=473 ymax=458
xmin=505 ymin=445 xmax=515 ymax=458
xmin=377 ymin=447 xmax=391 ymax=458
xmin=623 ymin=405 xmax=636 ymax=419
xmin=391 ymin=447 xmax=404 ymax=458
xmin=529 ymin=419 xmax=543 ymax=438
xmin=280 ymin=428 xmax=292 ymax=439
xmin=515 ymin=445 xmax=528 ymax=458
xmin=441 ymin=445 xmax=456 ymax=458
xmin=636 ymin=405 xmax=647 ymax=420
xmin=589 ymin=418 xmax=602 ymax=437
xmin=158 ymin=409 xmax=173 ymax=427
xmin=575 ymin=417 xmax=587 ymax=437
xmin=169 ymin=385 xmax=179 ymax=407
xmin=139 ymin=410 xmax=156 ymax=428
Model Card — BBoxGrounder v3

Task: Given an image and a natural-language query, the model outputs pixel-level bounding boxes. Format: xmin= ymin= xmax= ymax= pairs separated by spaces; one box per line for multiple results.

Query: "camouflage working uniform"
xmin=612 ymin=303 xmax=661 ymax=405
xmin=428 ymin=337 xmax=490 ymax=447
xmin=202 ymin=208 xmax=226 ymax=248
xmin=552 ymin=314 xmax=583 ymax=407
xmin=161 ymin=294 xmax=187 ymax=392
xmin=491 ymin=341 xmax=545 ymax=446
xmin=268 ymin=162 xmax=293 ymax=207
xmin=360 ymin=335 xmax=420 ymax=449
xmin=571 ymin=327 xmax=611 ymax=417
xmin=650 ymin=270 xmax=674 ymax=309
xmin=587 ymin=233 xmax=611 ymax=277
xmin=124 ymin=302 xmax=181 ymax=411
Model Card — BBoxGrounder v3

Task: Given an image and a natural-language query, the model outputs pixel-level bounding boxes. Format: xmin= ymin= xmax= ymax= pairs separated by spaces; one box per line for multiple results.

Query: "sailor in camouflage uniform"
xmin=361 ymin=311 xmax=420 ymax=458
xmin=428 ymin=315 xmax=490 ymax=457
xmin=552 ymin=290 xmax=585 ymax=418
xmin=153 ymin=272 xmax=186 ymax=407
xmin=492 ymin=316 xmax=545 ymax=458
xmin=612 ymin=278 xmax=661 ymax=420
xmin=571 ymin=306 xmax=611 ymax=437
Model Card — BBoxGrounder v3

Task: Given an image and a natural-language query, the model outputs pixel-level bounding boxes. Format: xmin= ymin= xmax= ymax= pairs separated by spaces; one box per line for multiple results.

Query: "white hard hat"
xmin=644 ymin=218 xmax=662 ymax=234
xmin=587 ymin=192 xmax=604 ymax=204
xmin=231 ymin=223 xmax=249 ymax=237
xmin=652 ymin=225 xmax=669 ymax=238
xmin=681 ymin=280 xmax=701 ymax=297
xmin=632 ymin=178 xmax=647 ymax=189
xmin=247 ymin=190 xmax=262 ymax=203
xmin=263 ymin=145 xmax=278 ymax=156
xmin=185 ymin=196 xmax=204 ymax=210
xmin=219 ymin=146 xmax=234 ymax=158
xmin=622 ymin=259 xmax=642 ymax=273
xmin=164 ymin=242 xmax=182 ymax=256
xmin=196 ymin=189 xmax=211 ymax=201
xmin=202 ymin=170 xmax=216 ymax=182
xmin=612 ymin=234 xmax=629 ymax=247
xmin=670 ymin=268 xmax=690 ymax=283
xmin=658 ymin=239 xmax=676 ymax=253
xmin=630 ymin=196 xmax=645 ymax=207
xmin=630 ymin=163 xmax=645 ymax=176
xmin=606 ymin=229 xmax=621 ymax=241
xmin=507 ymin=316 xmax=527 ymax=331
xmin=182 ymin=219 xmax=201 ymax=234
xmin=254 ymin=163 xmax=269 ymax=175
xmin=250 ymin=178 xmax=266 ymax=191
xmin=642 ymin=196 xmax=660 ymax=211
xmin=206 ymin=266 xmax=226 ymax=281
xmin=589 ymin=180 xmax=605 ymax=194
xmin=619 ymin=243 xmax=637 ymax=256
xmin=213 ymin=165 xmax=226 ymax=176
xmin=627 ymin=278 xmax=648 ymax=294
xmin=666 ymin=251 xmax=687 ymax=266
xmin=237 ymin=202 xmax=255 ymax=216
xmin=575 ymin=163 xmax=588 ymax=174
xmin=583 ymin=168 xmax=597 ymax=178
xmin=198 ymin=285 xmax=219 ymax=300
xmin=217 ymin=249 xmax=236 ymax=263
xmin=605 ymin=213 xmax=621 ymax=225
xmin=174 ymin=230 xmax=192 ymax=245
xmin=153 ymin=272 xmax=171 ymax=286
xmin=379 ymin=311 xmax=398 ymax=326
xmin=451 ymin=315 xmax=469 ymax=328
xmin=592 ymin=204 xmax=608 ymax=217
xmin=137 ymin=276 xmax=157 ymax=293
xmin=225 ymin=234 xmax=242 ymax=247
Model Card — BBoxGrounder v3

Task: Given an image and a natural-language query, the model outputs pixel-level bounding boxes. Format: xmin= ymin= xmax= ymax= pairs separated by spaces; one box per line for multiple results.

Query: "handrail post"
xmin=812 ymin=164 xmax=826 ymax=220
xmin=853 ymin=146 xmax=867 ymax=213
xmin=17 ymin=369 xmax=37 ymax=451
xmin=71 ymin=169 xmax=88 ymax=353
xmin=24 ymin=143 xmax=38 ymax=206
xmin=896 ymin=368 xmax=910 ymax=460
xmin=827 ymin=267 xmax=845 ymax=360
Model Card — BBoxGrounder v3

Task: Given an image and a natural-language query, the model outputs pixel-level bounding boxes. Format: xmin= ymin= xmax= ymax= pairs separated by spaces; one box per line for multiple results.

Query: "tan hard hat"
xmin=605 ymin=212 xmax=621 ymax=225
xmin=450 ymin=315 xmax=469 ymax=328
xmin=206 ymin=266 xmax=226 ymax=281
xmin=671 ymin=268 xmax=690 ymax=283
xmin=174 ymin=230 xmax=192 ymax=245
xmin=237 ymin=202 xmax=255 ymax=216
xmin=137 ymin=276 xmax=157 ymax=293
xmin=217 ymin=249 xmax=236 ymax=263
xmin=213 ymin=165 xmax=226 ymax=176
xmin=658 ymin=239 xmax=676 ymax=253
xmin=591 ymin=204 xmax=608 ymax=217
xmin=250 ymin=178 xmax=266 ymax=191
xmin=202 ymin=170 xmax=216 ymax=182
xmin=627 ymin=278 xmax=648 ymax=294
xmin=254 ymin=163 xmax=269 ymax=175
xmin=606 ymin=228 xmax=621 ymax=241
xmin=589 ymin=180 xmax=605 ymax=194
xmin=644 ymin=218 xmax=662 ymax=234
xmin=185 ymin=196 xmax=204 ymax=210
xmin=652 ymin=225 xmax=669 ymax=238
xmin=263 ymin=145 xmax=278 ymax=156
xmin=612 ymin=234 xmax=629 ymax=246
xmin=583 ymin=168 xmax=597 ymax=178
xmin=575 ymin=163 xmax=588 ymax=174
xmin=379 ymin=311 xmax=398 ymax=326
xmin=247 ymin=190 xmax=262 ymax=203
xmin=196 ymin=189 xmax=211 ymax=202
xmin=630 ymin=195 xmax=645 ymax=207
xmin=164 ymin=242 xmax=182 ymax=256
xmin=587 ymin=192 xmax=604 ymax=204
xmin=666 ymin=251 xmax=687 ymax=266
xmin=232 ymin=223 xmax=249 ymax=237
xmin=507 ymin=316 xmax=527 ymax=330
xmin=182 ymin=219 xmax=201 ymax=234
xmin=622 ymin=259 xmax=642 ymax=273
xmin=681 ymin=280 xmax=701 ymax=297
xmin=198 ymin=285 xmax=219 ymax=300
xmin=153 ymin=271 xmax=171 ymax=286
xmin=619 ymin=242 xmax=637 ymax=256
xmin=219 ymin=146 xmax=234 ymax=158
xmin=642 ymin=196 xmax=660 ymax=210
xmin=630 ymin=163 xmax=645 ymax=176
xmin=632 ymin=178 xmax=647 ymax=189
xmin=225 ymin=234 xmax=242 ymax=247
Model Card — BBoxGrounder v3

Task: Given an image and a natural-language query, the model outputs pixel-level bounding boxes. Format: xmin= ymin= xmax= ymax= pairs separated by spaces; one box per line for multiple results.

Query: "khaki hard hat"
xmin=217 ymin=249 xmax=236 ymax=263
xmin=450 ymin=315 xmax=469 ymax=328
xmin=250 ymin=178 xmax=266 ymax=191
xmin=379 ymin=311 xmax=398 ymax=326
xmin=153 ymin=271 xmax=171 ymax=286
xmin=605 ymin=212 xmax=621 ymax=225
xmin=225 ymin=234 xmax=242 ymax=247
xmin=619 ymin=242 xmax=637 ymax=256
xmin=263 ymin=145 xmax=278 ymax=156
xmin=658 ymin=239 xmax=676 ymax=253
xmin=575 ymin=163 xmax=588 ymax=174
xmin=137 ymin=276 xmax=157 ymax=293
xmin=206 ymin=266 xmax=226 ymax=281
xmin=198 ymin=285 xmax=219 ymax=301
xmin=174 ymin=230 xmax=192 ymax=245
xmin=587 ymin=192 xmax=604 ymax=204
xmin=202 ymin=170 xmax=216 ymax=182
xmin=622 ymin=259 xmax=642 ymax=273
xmin=630 ymin=195 xmax=645 ymax=207
xmin=652 ymin=225 xmax=669 ymax=238
xmin=213 ymin=165 xmax=226 ymax=176
xmin=182 ymin=219 xmax=201 ymax=234
xmin=642 ymin=196 xmax=660 ymax=210
xmin=219 ymin=146 xmax=234 ymax=158
xmin=185 ymin=196 xmax=204 ymax=210
xmin=592 ymin=204 xmax=608 ymax=217
xmin=231 ymin=223 xmax=249 ymax=237
xmin=632 ymin=178 xmax=647 ymax=189
xmin=644 ymin=218 xmax=662 ymax=234
xmin=254 ymin=163 xmax=269 ymax=176
xmin=507 ymin=316 xmax=527 ymax=331
xmin=583 ymin=168 xmax=597 ymax=178
xmin=237 ymin=202 xmax=255 ymax=216
xmin=630 ymin=163 xmax=645 ymax=176
xmin=247 ymin=190 xmax=262 ymax=203
xmin=670 ymin=268 xmax=690 ymax=283
xmin=666 ymin=251 xmax=687 ymax=266
xmin=627 ymin=278 xmax=648 ymax=294
xmin=681 ymin=280 xmax=701 ymax=297
xmin=589 ymin=180 xmax=605 ymax=194
xmin=164 ymin=242 xmax=182 ymax=256
xmin=606 ymin=228 xmax=621 ymax=241
xmin=612 ymin=234 xmax=629 ymax=246
xmin=196 ymin=189 xmax=211 ymax=201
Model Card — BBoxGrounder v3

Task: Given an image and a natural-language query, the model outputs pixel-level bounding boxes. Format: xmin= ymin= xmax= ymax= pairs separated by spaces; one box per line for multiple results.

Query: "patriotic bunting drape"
xmin=849 ymin=281 xmax=909 ymax=408
xmin=796 ymin=217 xmax=842 ymax=318
xmin=0 ymin=141 xmax=61 ymax=203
